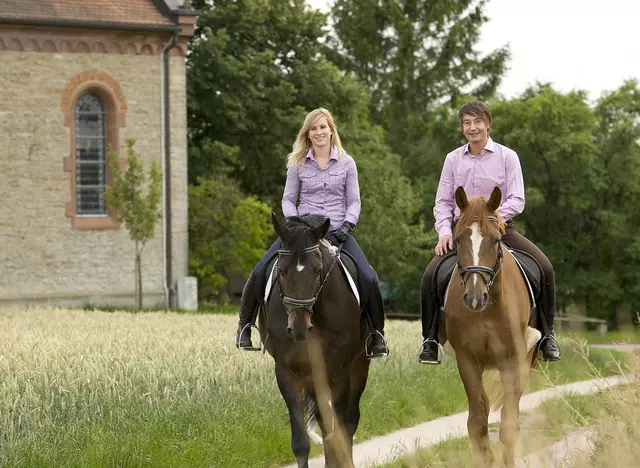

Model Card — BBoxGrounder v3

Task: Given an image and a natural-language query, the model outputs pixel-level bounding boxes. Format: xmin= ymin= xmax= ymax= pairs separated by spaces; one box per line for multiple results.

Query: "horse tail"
xmin=303 ymin=389 xmax=323 ymax=445
xmin=482 ymin=368 xmax=505 ymax=413
xmin=484 ymin=347 xmax=540 ymax=413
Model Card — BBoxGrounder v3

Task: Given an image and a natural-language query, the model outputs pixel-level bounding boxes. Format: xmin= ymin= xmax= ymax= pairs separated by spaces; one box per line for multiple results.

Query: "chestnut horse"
xmin=443 ymin=187 xmax=539 ymax=468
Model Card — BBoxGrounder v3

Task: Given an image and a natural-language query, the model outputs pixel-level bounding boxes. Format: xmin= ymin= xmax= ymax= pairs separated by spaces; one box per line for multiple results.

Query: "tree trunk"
xmin=135 ymin=241 xmax=142 ymax=311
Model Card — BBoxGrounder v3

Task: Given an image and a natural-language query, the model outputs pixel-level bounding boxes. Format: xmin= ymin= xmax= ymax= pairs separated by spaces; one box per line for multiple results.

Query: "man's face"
xmin=461 ymin=113 xmax=490 ymax=145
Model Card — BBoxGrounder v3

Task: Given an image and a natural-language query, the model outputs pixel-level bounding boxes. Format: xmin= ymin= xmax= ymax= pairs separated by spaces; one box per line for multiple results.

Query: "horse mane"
xmin=283 ymin=214 xmax=329 ymax=263
xmin=454 ymin=196 xmax=505 ymax=238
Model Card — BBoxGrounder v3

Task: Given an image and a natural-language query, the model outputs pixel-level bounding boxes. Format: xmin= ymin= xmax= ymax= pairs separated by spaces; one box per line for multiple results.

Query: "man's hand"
xmin=435 ymin=235 xmax=454 ymax=256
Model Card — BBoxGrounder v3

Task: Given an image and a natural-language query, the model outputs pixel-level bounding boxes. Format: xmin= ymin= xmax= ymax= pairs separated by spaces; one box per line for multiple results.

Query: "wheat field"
xmin=0 ymin=307 xmax=625 ymax=467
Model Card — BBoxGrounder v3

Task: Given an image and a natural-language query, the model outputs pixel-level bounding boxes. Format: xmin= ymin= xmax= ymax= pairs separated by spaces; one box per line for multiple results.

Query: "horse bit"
xmin=457 ymin=216 xmax=504 ymax=290
xmin=276 ymin=243 xmax=339 ymax=315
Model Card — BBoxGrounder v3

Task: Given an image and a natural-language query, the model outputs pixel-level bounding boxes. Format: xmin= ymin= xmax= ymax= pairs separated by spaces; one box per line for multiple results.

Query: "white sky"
xmin=307 ymin=0 xmax=640 ymax=101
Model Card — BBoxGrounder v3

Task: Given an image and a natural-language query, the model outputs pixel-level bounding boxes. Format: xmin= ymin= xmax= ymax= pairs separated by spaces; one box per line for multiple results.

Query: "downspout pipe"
xmin=160 ymin=30 xmax=178 ymax=309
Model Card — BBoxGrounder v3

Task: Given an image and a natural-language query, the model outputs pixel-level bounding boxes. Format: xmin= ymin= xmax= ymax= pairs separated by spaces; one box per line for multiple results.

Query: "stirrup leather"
xmin=365 ymin=330 xmax=389 ymax=359
xmin=419 ymin=338 xmax=442 ymax=364
xmin=237 ymin=323 xmax=262 ymax=352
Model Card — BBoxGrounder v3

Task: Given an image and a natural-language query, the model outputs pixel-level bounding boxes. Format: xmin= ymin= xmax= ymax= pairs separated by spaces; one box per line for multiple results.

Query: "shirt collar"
xmin=306 ymin=146 xmax=339 ymax=161
xmin=463 ymin=137 xmax=496 ymax=156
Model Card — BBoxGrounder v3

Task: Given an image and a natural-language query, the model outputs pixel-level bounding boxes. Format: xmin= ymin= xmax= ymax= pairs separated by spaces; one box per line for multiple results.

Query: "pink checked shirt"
xmin=282 ymin=146 xmax=361 ymax=231
xmin=434 ymin=138 xmax=525 ymax=238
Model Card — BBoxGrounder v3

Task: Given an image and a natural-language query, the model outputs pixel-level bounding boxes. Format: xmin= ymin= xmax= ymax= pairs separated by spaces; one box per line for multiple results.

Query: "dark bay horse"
xmin=444 ymin=187 xmax=540 ymax=468
xmin=258 ymin=214 xmax=370 ymax=468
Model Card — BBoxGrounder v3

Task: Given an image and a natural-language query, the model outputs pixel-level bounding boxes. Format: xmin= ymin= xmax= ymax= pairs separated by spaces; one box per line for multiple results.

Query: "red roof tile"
xmin=0 ymin=0 xmax=177 ymax=27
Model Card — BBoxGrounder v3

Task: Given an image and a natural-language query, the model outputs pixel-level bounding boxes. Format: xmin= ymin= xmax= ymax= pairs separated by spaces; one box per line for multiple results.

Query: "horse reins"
xmin=457 ymin=215 xmax=504 ymax=289
xmin=277 ymin=243 xmax=339 ymax=315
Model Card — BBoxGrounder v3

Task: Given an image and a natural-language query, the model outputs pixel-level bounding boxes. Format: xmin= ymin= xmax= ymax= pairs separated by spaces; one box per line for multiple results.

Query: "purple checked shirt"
xmin=434 ymin=138 xmax=525 ymax=238
xmin=282 ymin=146 xmax=361 ymax=231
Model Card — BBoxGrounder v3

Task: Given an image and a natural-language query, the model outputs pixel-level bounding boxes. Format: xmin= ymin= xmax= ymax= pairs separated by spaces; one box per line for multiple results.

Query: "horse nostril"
xmin=308 ymin=325 xmax=314 ymax=333
xmin=463 ymin=293 xmax=468 ymax=305
xmin=286 ymin=327 xmax=293 ymax=336
xmin=483 ymin=292 xmax=488 ymax=304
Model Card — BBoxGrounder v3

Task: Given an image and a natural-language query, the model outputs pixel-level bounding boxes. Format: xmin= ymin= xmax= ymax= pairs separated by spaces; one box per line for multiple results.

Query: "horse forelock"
xmin=454 ymin=196 xmax=505 ymax=239
xmin=282 ymin=214 xmax=327 ymax=264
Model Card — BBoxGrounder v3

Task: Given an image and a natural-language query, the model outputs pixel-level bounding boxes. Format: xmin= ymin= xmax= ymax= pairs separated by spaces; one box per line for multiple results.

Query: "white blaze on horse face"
xmin=296 ymin=260 xmax=305 ymax=272
xmin=470 ymin=223 xmax=483 ymax=289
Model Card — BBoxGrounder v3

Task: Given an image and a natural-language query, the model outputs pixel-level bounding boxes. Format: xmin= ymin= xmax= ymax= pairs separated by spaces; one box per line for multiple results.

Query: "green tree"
xmin=489 ymin=85 xmax=603 ymax=314
xmin=186 ymin=0 xmax=434 ymax=312
xmin=328 ymin=0 xmax=508 ymax=156
xmin=590 ymin=80 xmax=640 ymax=322
xmin=188 ymin=176 xmax=273 ymax=301
xmin=105 ymin=139 xmax=162 ymax=311
xmin=187 ymin=0 xmax=327 ymax=203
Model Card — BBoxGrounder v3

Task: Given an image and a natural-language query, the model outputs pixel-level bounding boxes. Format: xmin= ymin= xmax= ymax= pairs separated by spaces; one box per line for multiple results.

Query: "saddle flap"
xmin=433 ymin=253 xmax=458 ymax=306
xmin=508 ymin=248 xmax=543 ymax=301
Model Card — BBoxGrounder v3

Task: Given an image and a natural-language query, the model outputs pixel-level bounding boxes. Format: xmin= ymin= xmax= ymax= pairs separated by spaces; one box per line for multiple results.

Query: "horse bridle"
xmin=277 ymin=243 xmax=339 ymax=315
xmin=457 ymin=215 xmax=503 ymax=290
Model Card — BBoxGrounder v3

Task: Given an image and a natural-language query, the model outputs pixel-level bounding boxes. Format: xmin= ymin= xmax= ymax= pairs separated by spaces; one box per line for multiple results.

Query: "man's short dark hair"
xmin=458 ymin=101 xmax=492 ymax=128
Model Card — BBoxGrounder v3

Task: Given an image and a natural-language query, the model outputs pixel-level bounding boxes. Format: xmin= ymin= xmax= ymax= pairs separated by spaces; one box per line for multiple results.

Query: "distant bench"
xmin=555 ymin=314 xmax=608 ymax=335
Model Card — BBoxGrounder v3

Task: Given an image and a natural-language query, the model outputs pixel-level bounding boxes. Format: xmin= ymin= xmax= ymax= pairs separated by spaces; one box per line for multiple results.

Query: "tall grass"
xmin=0 ymin=308 xmax=626 ymax=467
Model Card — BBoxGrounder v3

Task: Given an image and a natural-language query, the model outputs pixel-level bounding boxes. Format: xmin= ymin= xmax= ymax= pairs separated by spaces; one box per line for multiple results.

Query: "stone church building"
xmin=0 ymin=1 xmax=197 ymax=307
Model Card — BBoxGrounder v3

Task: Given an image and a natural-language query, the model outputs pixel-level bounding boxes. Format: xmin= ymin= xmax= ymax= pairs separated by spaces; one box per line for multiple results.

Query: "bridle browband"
xmin=457 ymin=215 xmax=503 ymax=289
xmin=277 ymin=243 xmax=339 ymax=315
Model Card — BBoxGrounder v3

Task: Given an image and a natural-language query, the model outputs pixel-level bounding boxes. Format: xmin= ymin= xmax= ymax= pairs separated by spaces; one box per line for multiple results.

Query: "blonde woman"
xmin=236 ymin=108 xmax=389 ymax=358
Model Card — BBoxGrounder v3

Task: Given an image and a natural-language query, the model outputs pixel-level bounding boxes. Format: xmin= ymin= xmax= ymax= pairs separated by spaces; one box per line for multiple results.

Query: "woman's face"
xmin=308 ymin=116 xmax=332 ymax=149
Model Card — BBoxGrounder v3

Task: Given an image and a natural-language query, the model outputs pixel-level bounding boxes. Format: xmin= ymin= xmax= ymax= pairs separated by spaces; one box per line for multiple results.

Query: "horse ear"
xmin=312 ymin=217 xmax=331 ymax=241
xmin=272 ymin=213 xmax=289 ymax=243
xmin=487 ymin=187 xmax=502 ymax=213
xmin=455 ymin=186 xmax=468 ymax=211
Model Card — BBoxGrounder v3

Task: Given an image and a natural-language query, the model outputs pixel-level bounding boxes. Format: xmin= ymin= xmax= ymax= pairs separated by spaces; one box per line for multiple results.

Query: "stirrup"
xmin=365 ymin=330 xmax=389 ymax=359
xmin=537 ymin=334 xmax=560 ymax=360
xmin=419 ymin=338 xmax=442 ymax=365
xmin=237 ymin=323 xmax=262 ymax=352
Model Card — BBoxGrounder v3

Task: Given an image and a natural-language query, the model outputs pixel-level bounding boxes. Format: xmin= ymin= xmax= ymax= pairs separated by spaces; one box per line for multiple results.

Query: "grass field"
xmin=0 ymin=308 xmax=628 ymax=467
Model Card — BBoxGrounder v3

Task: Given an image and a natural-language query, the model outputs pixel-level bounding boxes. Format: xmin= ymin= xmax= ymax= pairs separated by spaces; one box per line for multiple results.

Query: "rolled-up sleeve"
xmin=498 ymin=150 xmax=525 ymax=221
xmin=433 ymin=154 xmax=456 ymax=238
xmin=344 ymin=158 xmax=361 ymax=226
xmin=281 ymin=165 xmax=300 ymax=218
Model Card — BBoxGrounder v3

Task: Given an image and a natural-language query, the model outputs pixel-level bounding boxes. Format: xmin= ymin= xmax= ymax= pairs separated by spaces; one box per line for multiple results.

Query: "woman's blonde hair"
xmin=286 ymin=108 xmax=346 ymax=168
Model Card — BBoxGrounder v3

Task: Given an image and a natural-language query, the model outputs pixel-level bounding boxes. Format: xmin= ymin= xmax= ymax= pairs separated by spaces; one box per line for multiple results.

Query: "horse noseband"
xmin=458 ymin=244 xmax=503 ymax=289
xmin=277 ymin=243 xmax=338 ymax=315
xmin=456 ymin=216 xmax=504 ymax=290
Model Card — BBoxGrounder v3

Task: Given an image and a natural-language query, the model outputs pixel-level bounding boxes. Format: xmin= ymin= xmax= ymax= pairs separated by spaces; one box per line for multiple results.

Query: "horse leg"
xmin=457 ymin=355 xmax=495 ymax=468
xmin=498 ymin=359 xmax=527 ymax=468
xmin=345 ymin=358 xmax=370 ymax=445
xmin=275 ymin=363 xmax=310 ymax=468
xmin=317 ymin=381 xmax=354 ymax=468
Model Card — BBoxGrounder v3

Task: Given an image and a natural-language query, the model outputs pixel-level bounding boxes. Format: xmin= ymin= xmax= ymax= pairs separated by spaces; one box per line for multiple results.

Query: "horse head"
xmin=272 ymin=213 xmax=331 ymax=342
xmin=454 ymin=186 xmax=505 ymax=312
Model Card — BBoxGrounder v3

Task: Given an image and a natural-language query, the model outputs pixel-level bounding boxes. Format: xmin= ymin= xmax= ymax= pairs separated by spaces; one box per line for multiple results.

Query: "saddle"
xmin=432 ymin=246 xmax=544 ymax=317
xmin=260 ymin=243 xmax=363 ymax=306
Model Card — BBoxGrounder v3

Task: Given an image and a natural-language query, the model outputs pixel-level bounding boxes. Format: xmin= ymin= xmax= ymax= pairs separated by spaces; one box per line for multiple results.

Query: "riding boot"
xmin=365 ymin=275 xmax=389 ymax=359
xmin=236 ymin=271 xmax=260 ymax=351
xmin=538 ymin=279 xmax=561 ymax=361
xmin=419 ymin=286 xmax=441 ymax=364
